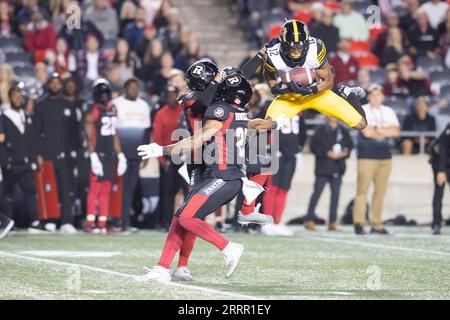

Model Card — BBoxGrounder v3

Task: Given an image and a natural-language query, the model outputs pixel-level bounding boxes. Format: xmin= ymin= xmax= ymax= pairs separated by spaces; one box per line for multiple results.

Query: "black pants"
xmin=53 ymin=158 xmax=75 ymax=225
xmin=432 ymin=169 xmax=450 ymax=227
xmin=306 ymin=174 xmax=342 ymax=223
xmin=2 ymin=165 xmax=38 ymax=224
xmin=176 ymin=177 xmax=242 ymax=220
xmin=159 ymin=161 xmax=188 ymax=228
xmin=121 ymin=159 xmax=141 ymax=228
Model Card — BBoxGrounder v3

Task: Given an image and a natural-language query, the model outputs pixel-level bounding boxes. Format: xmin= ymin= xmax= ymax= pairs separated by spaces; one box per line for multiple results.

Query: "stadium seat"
xmin=102 ymin=38 xmax=117 ymax=51
xmin=349 ymin=40 xmax=370 ymax=54
xmin=440 ymin=85 xmax=450 ymax=100
xmin=13 ymin=66 xmax=35 ymax=80
xmin=262 ymin=9 xmax=291 ymax=41
xmin=384 ymin=97 xmax=409 ymax=123
xmin=369 ymin=24 xmax=386 ymax=44
xmin=368 ymin=68 xmax=387 ymax=85
xmin=5 ymin=52 xmax=32 ymax=64
xmin=416 ymin=57 xmax=444 ymax=74
xmin=293 ymin=11 xmax=313 ymax=24
xmin=0 ymin=37 xmax=22 ymax=49
xmin=354 ymin=53 xmax=379 ymax=68
xmin=267 ymin=24 xmax=282 ymax=40
xmin=430 ymin=70 xmax=450 ymax=88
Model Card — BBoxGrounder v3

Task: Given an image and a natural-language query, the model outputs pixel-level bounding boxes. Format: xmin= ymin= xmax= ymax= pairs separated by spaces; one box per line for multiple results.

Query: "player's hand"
xmin=90 ymin=152 xmax=103 ymax=177
xmin=137 ymin=143 xmax=164 ymax=160
xmin=271 ymin=83 xmax=290 ymax=95
xmin=436 ymin=172 xmax=447 ymax=187
xmin=117 ymin=152 xmax=127 ymax=176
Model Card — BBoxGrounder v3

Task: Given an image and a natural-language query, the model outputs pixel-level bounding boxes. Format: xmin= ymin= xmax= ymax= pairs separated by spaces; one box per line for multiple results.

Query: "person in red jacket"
xmin=152 ymin=85 xmax=187 ymax=229
xmin=23 ymin=10 xmax=56 ymax=55
xmin=329 ymin=39 xmax=360 ymax=87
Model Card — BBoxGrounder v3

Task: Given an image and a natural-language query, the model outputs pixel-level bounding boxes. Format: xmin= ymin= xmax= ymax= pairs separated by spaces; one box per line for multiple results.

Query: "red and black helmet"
xmin=186 ymin=60 xmax=219 ymax=91
xmin=92 ymin=78 xmax=112 ymax=103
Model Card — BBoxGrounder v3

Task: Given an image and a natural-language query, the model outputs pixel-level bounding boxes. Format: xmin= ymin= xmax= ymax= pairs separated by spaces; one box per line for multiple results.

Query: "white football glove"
xmin=90 ymin=152 xmax=103 ymax=177
xmin=137 ymin=143 xmax=164 ymax=160
xmin=117 ymin=152 xmax=127 ymax=176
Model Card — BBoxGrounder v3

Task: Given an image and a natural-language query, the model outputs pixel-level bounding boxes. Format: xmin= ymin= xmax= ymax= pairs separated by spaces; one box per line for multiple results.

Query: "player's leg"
xmin=96 ymin=180 xmax=112 ymax=232
xmin=307 ymin=90 xmax=367 ymax=130
xmin=86 ymin=173 xmax=101 ymax=232
xmin=237 ymin=173 xmax=273 ymax=225
xmin=177 ymin=178 xmax=245 ymax=278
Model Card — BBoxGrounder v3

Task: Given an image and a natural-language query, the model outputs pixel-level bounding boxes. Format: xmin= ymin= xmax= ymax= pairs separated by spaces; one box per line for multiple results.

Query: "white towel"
xmin=240 ymin=177 xmax=265 ymax=204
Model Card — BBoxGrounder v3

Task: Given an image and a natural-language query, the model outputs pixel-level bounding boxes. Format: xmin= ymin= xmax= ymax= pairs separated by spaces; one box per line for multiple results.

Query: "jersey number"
xmin=280 ymin=116 xmax=300 ymax=135
xmin=100 ymin=117 xmax=117 ymax=136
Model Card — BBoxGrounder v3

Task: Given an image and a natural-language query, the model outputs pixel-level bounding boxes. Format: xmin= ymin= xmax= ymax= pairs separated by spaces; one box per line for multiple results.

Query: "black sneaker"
xmin=370 ymin=228 xmax=392 ymax=235
xmin=354 ymin=224 xmax=367 ymax=235
xmin=432 ymin=225 xmax=441 ymax=235
xmin=0 ymin=215 xmax=14 ymax=239
xmin=28 ymin=221 xmax=51 ymax=234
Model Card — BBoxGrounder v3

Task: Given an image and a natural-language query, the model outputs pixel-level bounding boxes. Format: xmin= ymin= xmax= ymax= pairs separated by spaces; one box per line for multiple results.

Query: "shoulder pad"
xmin=316 ymin=39 xmax=327 ymax=66
xmin=205 ymin=101 xmax=230 ymax=122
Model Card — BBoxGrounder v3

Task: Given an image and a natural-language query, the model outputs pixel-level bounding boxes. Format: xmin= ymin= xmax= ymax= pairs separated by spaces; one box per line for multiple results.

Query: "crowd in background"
xmin=0 ymin=0 xmax=449 ymax=235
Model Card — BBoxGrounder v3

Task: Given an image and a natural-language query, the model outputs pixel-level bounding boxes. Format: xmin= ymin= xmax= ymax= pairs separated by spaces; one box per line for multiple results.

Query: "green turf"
xmin=1 ymin=226 xmax=450 ymax=300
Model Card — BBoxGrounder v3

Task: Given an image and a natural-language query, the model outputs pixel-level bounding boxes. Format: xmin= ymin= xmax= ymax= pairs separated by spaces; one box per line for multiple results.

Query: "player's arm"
xmin=240 ymin=47 xmax=266 ymax=78
xmin=163 ymin=119 xmax=223 ymax=156
xmin=84 ymin=112 xmax=96 ymax=154
xmin=113 ymin=132 xmax=122 ymax=154
xmin=315 ymin=61 xmax=334 ymax=93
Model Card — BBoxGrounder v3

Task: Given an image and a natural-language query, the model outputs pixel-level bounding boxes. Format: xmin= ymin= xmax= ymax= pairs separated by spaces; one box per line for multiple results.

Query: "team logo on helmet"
xmin=191 ymin=64 xmax=205 ymax=78
xmin=226 ymin=75 xmax=242 ymax=87
xmin=214 ymin=107 xmax=224 ymax=118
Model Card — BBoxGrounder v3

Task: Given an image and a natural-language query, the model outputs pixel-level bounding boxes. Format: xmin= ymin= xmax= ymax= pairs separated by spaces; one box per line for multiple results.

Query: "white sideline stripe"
xmin=0 ymin=251 xmax=260 ymax=300
xmin=303 ymin=235 xmax=450 ymax=257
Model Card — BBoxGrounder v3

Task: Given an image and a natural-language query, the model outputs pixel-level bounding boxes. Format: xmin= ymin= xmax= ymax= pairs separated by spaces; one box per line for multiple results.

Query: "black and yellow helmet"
xmin=279 ymin=20 xmax=310 ymax=63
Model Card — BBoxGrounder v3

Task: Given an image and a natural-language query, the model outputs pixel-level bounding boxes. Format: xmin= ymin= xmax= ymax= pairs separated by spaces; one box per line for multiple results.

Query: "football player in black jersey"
xmin=136 ymin=73 xmax=259 ymax=281
xmin=84 ymin=79 xmax=127 ymax=233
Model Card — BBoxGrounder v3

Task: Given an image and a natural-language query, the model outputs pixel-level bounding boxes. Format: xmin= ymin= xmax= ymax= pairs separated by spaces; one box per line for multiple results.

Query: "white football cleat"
xmin=60 ymin=223 xmax=77 ymax=235
xmin=171 ymin=267 xmax=194 ymax=281
xmin=223 ymin=242 xmax=244 ymax=279
xmin=260 ymin=224 xmax=277 ymax=236
xmin=135 ymin=266 xmax=171 ymax=282
xmin=237 ymin=203 xmax=274 ymax=226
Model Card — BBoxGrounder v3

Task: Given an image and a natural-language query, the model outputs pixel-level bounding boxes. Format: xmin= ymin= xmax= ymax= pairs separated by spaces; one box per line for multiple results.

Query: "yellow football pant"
xmin=266 ymin=89 xmax=363 ymax=128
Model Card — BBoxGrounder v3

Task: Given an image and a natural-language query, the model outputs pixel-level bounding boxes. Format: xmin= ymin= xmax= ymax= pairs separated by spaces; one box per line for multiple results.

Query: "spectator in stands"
xmin=407 ymin=12 xmax=439 ymax=60
xmin=309 ymin=8 xmax=340 ymax=54
xmin=353 ymin=84 xmax=400 ymax=235
xmin=329 ymin=39 xmax=359 ymax=87
xmin=167 ymin=69 xmax=187 ymax=93
xmin=152 ymin=51 xmax=175 ymax=96
xmin=399 ymin=0 xmax=421 ymax=32
xmin=138 ymin=38 xmax=163 ymax=83
xmin=106 ymin=64 xmax=123 ymax=98
xmin=23 ymin=10 xmax=57 ymax=55
xmin=287 ymin=0 xmax=311 ymax=17
xmin=123 ymin=6 xmax=147 ymax=51
xmin=374 ymin=13 xmax=404 ymax=58
xmin=49 ymin=37 xmax=72 ymax=76
xmin=437 ymin=10 xmax=450 ymax=68
xmin=356 ymin=69 xmax=371 ymax=94
xmin=437 ymin=8 xmax=450 ymax=36
xmin=383 ymin=64 xmax=409 ymax=98
xmin=0 ymin=85 xmax=46 ymax=232
xmin=33 ymin=74 xmax=78 ymax=234
xmin=333 ymin=0 xmax=369 ymax=41
xmin=58 ymin=2 xmax=104 ymax=51
xmin=418 ymin=0 xmax=449 ymax=31
xmin=85 ymin=0 xmax=119 ymax=39
xmin=71 ymin=34 xmax=108 ymax=86
xmin=0 ymin=0 xmax=12 ymax=37
xmin=112 ymin=39 xmax=140 ymax=84
xmin=118 ymin=0 xmax=137 ymax=37
xmin=153 ymin=0 xmax=171 ymax=29
xmin=16 ymin=0 xmax=49 ymax=24
xmin=397 ymin=56 xmax=433 ymax=100
xmin=381 ymin=27 xmax=405 ymax=67
xmin=113 ymin=77 xmax=151 ymax=231
xmin=152 ymin=85 xmax=186 ymax=229
xmin=304 ymin=116 xmax=354 ymax=232
xmin=401 ymin=96 xmax=436 ymax=155
xmin=158 ymin=7 xmax=182 ymax=55
xmin=34 ymin=62 xmax=48 ymax=92
xmin=0 ymin=64 xmax=16 ymax=108
xmin=174 ymin=36 xmax=202 ymax=72
xmin=134 ymin=23 xmax=157 ymax=61
xmin=430 ymin=122 xmax=450 ymax=235
xmin=49 ymin=0 xmax=71 ymax=33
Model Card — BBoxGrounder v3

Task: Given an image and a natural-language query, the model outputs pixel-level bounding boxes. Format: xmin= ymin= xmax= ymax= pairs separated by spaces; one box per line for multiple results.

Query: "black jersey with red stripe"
xmin=202 ymin=101 xmax=248 ymax=181
xmin=90 ymin=103 xmax=117 ymax=155
xmin=178 ymin=90 xmax=207 ymax=135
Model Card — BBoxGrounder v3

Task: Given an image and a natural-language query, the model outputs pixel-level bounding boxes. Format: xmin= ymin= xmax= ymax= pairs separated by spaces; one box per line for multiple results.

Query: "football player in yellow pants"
xmin=248 ymin=20 xmax=367 ymax=131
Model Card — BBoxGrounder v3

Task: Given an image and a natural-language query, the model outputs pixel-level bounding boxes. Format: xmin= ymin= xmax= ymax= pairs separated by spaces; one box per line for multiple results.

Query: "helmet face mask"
xmin=186 ymin=61 xmax=219 ymax=91
xmin=280 ymin=20 xmax=309 ymax=63
xmin=92 ymin=79 xmax=112 ymax=104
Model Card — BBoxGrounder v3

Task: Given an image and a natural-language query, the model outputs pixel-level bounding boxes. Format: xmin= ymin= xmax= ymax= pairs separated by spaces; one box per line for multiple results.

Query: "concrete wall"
xmin=282 ymin=154 xmax=450 ymax=225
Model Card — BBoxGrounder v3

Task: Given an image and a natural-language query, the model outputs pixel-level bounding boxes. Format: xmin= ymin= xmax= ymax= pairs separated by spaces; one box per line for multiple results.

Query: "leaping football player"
xmin=248 ymin=19 xmax=368 ymax=131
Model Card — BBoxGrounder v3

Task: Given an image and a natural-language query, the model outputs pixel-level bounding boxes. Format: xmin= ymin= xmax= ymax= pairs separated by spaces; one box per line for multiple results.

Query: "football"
xmin=279 ymin=67 xmax=317 ymax=85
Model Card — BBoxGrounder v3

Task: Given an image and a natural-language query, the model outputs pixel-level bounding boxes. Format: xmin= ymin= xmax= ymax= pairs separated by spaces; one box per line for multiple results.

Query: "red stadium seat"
xmin=354 ymin=53 xmax=379 ymax=68
xmin=268 ymin=24 xmax=282 ymax=40
xmin=293 ymin=11 xmax=313 ymax=24
xmin=349 ymin=40 xmax=370 ymax=54
xmin=369 ymin=24 xmax=386 ymax=44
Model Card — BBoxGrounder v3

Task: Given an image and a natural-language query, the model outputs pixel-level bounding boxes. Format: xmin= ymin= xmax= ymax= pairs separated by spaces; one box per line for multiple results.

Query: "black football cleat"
xmin=370 ymin=228 xmax=392 ymax=235
xmin=354 ymin=224 xmax=367 ymax=235
xmin=0 ymin=214 xmax=14 ymax=239
xmin=432 ymin=225 xmax=441 ymax=235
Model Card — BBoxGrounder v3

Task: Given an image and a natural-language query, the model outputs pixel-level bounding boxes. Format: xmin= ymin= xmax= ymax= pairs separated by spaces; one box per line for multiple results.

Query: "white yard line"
xmin=0 ymin=251 xmax=261 ymax=300
xmin=303 ymin=235 xmax=450 ymax=257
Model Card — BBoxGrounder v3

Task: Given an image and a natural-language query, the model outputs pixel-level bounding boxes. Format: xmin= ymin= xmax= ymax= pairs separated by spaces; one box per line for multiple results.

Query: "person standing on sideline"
xmin=353 ymin=84 xmax=400 ymax=235
xmin=113 ymin=77 xmax=151 ymax=232
xmin=304 ymin=116 xmax=354 ymax=231
xmin=429 ymin=123 xmax=450 ymax=235
xmin=33 ymin=73 xmax=79 ymax=234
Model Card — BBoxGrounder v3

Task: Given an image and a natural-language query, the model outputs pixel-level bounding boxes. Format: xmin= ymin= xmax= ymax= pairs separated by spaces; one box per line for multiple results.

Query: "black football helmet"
xmin=186 ymin=60 xmax=219 ymax=91
xmin=92 ymin=78 xmax=112 ymax=103
xmin=279 ymin=19 xmax=310 ymax=63
xmin=217 ymin=73 xmax=253 ymax=110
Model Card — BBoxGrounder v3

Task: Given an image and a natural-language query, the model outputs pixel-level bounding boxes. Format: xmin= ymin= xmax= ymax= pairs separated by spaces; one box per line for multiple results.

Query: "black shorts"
xmin=175 ymin=177 xmax=242 ymax=220
xmin=97 ymin=153 xmax=117 ymax=182
xmin=272 ymin=155 xmax=296 ymax=190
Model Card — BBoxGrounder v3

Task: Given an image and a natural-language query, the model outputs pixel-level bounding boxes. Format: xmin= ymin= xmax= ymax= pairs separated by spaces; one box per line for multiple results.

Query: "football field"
xmin=1 ymin=226 xmax=450 ymax=300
